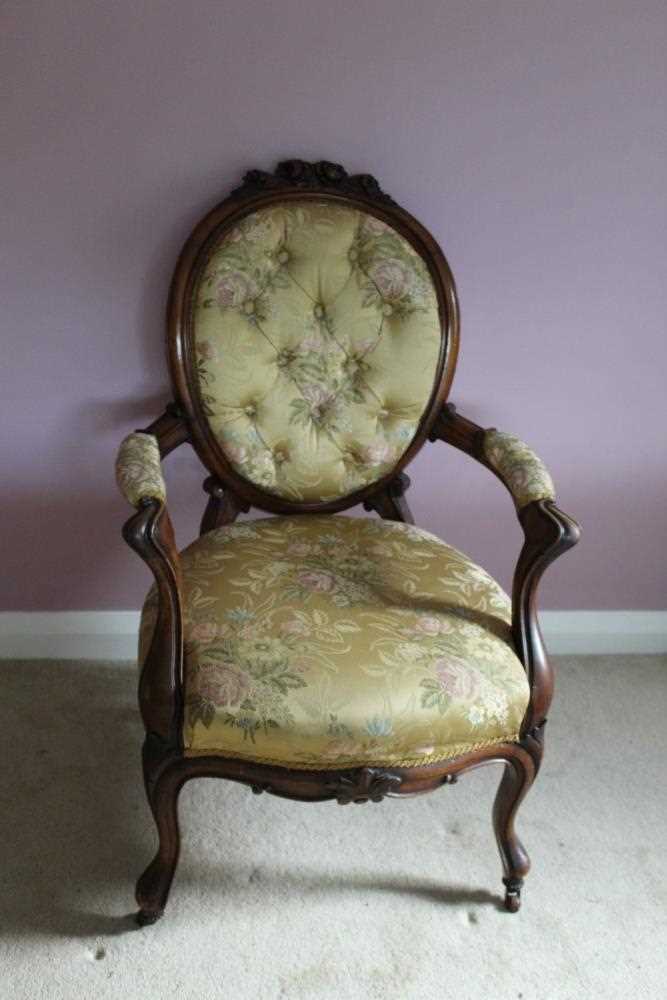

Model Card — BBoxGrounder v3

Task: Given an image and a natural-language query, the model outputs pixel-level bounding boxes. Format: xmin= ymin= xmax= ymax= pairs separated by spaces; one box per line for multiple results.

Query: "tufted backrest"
xmin=169 ymin=163 xmax=458 ymax=511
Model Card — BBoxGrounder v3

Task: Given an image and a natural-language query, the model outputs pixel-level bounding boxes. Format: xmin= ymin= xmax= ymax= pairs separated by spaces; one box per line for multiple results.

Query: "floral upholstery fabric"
xmin=193 ymin=200 xmax=442 ymax=503
xmin=484 ymin=430 xmax=555 ymax=510
xmin=138 ymin=516 xmax=529 ymax=769
xmin=115 ymin=433 xmax=166 ymax=507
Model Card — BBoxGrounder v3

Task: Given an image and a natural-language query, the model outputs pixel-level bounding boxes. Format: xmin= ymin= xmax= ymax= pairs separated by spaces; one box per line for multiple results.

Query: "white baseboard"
xmin=0 ymin=612 xmax=141 ymax=660
xmin=539 ymin=611 xmax=667 ymax=655
xmin=0 ymin=610 xmax=666 ymax=660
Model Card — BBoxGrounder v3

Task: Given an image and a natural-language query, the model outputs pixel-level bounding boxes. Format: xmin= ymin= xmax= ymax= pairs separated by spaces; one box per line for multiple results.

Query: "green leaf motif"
xmin=420 ymin=677 xmax=450 ymax=715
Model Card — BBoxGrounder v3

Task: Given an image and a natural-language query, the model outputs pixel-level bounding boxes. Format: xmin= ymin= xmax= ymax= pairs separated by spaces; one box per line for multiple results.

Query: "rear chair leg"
xmin=136 ymin=758 xmax=186 ymax=925
xmin=492 ymin=750 xmax=536 ymax=912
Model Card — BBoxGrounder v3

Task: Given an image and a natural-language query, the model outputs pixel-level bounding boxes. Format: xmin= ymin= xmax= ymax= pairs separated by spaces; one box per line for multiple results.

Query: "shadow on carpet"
xmin=0 ymin=659 xmax=505 ymax=944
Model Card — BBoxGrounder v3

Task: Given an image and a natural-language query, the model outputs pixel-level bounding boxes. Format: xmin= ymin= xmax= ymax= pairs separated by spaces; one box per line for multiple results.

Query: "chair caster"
xmin=136 ymin=908 xmax=163 ymax=927
xmin=502 ymin=877 xmax=523 ymax=912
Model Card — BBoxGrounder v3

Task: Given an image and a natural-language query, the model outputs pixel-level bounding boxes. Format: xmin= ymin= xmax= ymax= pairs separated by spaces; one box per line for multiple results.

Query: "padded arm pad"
xmin=483 ymin=430 xmax=555 ymax=510
xmin=115 ymin=432 xmax=167 ymax=507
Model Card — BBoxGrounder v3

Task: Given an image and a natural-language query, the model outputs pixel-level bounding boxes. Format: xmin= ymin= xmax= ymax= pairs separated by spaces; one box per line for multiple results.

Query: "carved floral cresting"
xmin=230 ymin=159 xmax=396 ymax=204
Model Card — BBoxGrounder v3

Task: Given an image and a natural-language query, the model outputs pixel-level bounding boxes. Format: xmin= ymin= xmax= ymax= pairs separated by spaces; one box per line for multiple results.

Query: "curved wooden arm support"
xmin=430 ymin=403 xmax=581 ymax=733
xmin=142 ymin=402 xmax=190 ymax=457
xmin=513 ymin=499 xmax=580 ymax=733
xmin=122 ymin=499 xmax=184 ymax=751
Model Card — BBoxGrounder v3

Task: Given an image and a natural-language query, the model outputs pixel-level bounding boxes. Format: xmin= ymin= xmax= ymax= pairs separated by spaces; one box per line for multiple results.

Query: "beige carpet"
xmin=1 ymin=655 xmax=665 ymax=999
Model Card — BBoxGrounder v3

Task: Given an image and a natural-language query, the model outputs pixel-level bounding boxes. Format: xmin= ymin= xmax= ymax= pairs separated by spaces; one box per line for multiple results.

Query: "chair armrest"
xmin=115 ymin=403 xmax=190 ymax=507
xmin=116 ymin=409 xmax=190 ymax=751
xmin=116 ymin=432 xmax=167 ymax=507
xmin=483 ymin=430 xmax=555 ymax=510
xmin=430 ymin=403 xmax=580 ymax=735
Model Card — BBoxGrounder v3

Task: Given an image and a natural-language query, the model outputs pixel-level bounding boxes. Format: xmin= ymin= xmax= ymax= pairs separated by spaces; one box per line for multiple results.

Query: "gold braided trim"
xmin=183 ymin=732 xmax=522 ymax=771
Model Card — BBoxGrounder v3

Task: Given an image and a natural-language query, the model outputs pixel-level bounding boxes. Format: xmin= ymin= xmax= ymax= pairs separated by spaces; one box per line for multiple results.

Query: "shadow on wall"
xmin=111 ymin=166 xmax=239 ymax=376
xmin=1 ymin=172 xmax=220 ymax=611
xmin=2 ymin=490 xmax=152 ymax=610
xmin=80 ymin=390 xmax=174 ymax=435
xmin=2 ymin=392 xmax=207 ymax=609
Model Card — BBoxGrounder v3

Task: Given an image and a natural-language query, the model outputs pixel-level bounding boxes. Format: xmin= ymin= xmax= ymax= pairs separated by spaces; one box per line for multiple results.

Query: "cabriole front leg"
xmin=492 ymin=748 xmax=536 ymax=912
xmin=136 ymin=755 xmax=188 ymax=925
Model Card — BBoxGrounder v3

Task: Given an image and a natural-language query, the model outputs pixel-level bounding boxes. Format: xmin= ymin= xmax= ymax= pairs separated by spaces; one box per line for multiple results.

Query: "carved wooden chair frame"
xmin=120 ymin=160 xmax=580 ymax=925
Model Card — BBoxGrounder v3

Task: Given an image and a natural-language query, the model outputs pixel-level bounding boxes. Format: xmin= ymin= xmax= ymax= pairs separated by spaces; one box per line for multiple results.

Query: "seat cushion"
xmin=192 ymin=200 xmax=442 ymax=502
xmin=139 ymin=516 xmax=530 ymax=769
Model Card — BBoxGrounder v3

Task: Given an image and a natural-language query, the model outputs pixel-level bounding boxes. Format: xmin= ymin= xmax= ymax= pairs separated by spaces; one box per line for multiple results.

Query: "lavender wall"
xmin=2 ymin=0 xmax=666 ymax=611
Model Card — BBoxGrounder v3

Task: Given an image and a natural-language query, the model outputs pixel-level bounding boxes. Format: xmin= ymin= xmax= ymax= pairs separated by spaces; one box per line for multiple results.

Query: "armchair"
xmin=115 ymin=160 xmax=579 ymax=924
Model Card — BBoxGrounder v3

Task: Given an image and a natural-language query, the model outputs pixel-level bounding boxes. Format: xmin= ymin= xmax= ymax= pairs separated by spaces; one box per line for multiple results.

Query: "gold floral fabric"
xmin=193 ymin=200 xmax=442 ymax=503
xmin=115 ymin=433 xmax=166 ymax=507
xmin=484 ymin=430 xmax=555 ymax=510
xmin=139 ymin=516 xmax=529 ymax=768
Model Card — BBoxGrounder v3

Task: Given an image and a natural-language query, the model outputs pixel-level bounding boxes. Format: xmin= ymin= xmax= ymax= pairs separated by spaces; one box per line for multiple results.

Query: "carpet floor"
xmin=0 ymin=655 xmax=665 ymax=999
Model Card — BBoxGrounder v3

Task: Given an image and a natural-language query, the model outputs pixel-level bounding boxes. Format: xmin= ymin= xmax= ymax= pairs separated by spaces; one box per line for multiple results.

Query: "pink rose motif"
xmin=216 ymin=271 xmax=255 ymax=308
xmin=415 ymin=616 xmax=442 ymax=636
xmin=191 ymin=621 xmax=218 ymax=644
xmin=225 ymin=442 xmax=248 ymax=465
xmin=434 ymin=658 xmax=477 ymax=699
xmin=369 ymin=259 xmax=410 ymax=300
xmin=197 ymin=663 xmax=248 ymax=707
xmin=301 ymin=384 xmax=334 ymax=408
xmin=301 ymin=384 xmax=337 ymax=420
xmin=298 ymin=570 xmax=335 ymax=593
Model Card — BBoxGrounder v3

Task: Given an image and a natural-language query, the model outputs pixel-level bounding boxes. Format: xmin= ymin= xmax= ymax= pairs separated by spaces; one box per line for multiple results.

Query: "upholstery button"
xmin=277 ymin=250 xmax=290 ymax=265
xmin=378 ymin=408 xmax=389 ymax=419
xmin=313 ymin=303 xmax=324 ymax=319
xmin=243 ymin=404 xmax=256 ymax=418
xmin=274 ymin=450 xmax=287 ymax=464
xmin=381 ymin=303 xmax=393 ymax=317
xmin=348 ymin=247 xmax=359 ymax=262
xmin=243 ymin=300 xmax=255 ymax=315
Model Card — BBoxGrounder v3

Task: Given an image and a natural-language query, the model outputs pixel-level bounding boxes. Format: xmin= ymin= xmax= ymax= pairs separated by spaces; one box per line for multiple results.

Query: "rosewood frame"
xmin=123 ymin=162 xmax=580 ymax=925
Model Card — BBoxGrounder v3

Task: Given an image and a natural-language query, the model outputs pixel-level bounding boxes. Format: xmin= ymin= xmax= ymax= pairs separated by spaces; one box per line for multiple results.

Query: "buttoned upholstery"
xmin=193 ymin=200 xmax=442 ymax=502
xmin=138 ymin=516 xmax=530 ymax=769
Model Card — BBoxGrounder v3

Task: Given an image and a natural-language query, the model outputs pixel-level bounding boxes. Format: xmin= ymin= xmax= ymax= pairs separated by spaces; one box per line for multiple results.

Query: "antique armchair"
xmin=115 ymin=160 xmax=580 ymax=925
